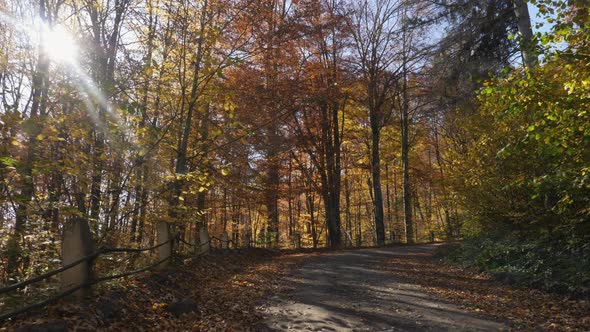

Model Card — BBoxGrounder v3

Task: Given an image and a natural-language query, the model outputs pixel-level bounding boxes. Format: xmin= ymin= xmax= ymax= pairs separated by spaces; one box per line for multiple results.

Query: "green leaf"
xmin=0 ymin=156 xmax=17 ymax=167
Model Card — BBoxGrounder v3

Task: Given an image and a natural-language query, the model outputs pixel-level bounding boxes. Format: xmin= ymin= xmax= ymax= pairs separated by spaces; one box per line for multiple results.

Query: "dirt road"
xmin=258 ymin=245 xmax=506 ymax=331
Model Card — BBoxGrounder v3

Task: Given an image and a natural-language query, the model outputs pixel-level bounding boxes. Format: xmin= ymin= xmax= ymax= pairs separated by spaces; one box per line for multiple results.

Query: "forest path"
xmin=257 ymin=245 xmax=507 ymax=331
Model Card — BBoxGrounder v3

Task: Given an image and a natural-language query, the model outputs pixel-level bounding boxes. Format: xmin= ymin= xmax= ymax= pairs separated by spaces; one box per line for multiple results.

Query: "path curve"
xmin=258 ymin=245 xmax=506 ymax=331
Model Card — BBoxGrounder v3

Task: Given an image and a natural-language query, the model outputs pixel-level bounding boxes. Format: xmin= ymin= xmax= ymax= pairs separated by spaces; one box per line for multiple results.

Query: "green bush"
xmin=438 ymin=235 xmax=590 ymax=297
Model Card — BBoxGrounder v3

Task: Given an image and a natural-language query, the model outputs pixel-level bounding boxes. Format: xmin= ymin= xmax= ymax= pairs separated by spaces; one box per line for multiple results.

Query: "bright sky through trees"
xmin=41 ymin=25 xmax=78 ymax=64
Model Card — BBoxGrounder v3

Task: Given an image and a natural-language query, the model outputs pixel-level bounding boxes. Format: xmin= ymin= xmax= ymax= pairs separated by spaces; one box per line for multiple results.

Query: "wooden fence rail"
xmin=0 ymin=221 xmax=232 ymax=322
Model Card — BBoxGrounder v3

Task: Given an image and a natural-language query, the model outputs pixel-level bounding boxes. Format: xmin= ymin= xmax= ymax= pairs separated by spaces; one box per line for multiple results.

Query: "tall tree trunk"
xmin=385 ymin=161 xmax=392 ymax=241
xmin=170 ymin=0 xmax=209 ymax=243
xmin=344 ymin=167 xmax=352 ymax=246
xmin=306 ymin=189 xmax=317 ymax=249
xmin=356 ymin=182 xmax=362 ymax=247
xmin=401 ymin=98 xmax=413 ymax=243
xmin=130 ymin=171 xmax=142 ymax=243
xmin=44 ymin=105 xmax=67 ymax=233
xmin=222 ymin=188 xmax=228 ymax=233
xmin=88 ymin=0 xmax=129 ymax=234
xmin=513 ymin=0 xmax=536 ymax=67
xmin=433 ymin=126 xmax=453 ymax=237
xmin=287 ymin=160 xmax=293 ymax=237
xmin=265 ymin=148 xmax=280 ymax=246
xmin=370 ymin=126 xmax=386 ymax=245
xmin=89 ymin=131 xmax=104 ymax=233
xmin=328 ymin=98 xmax=342 ymax=247
xmin=194 ymin=103 xmax=211 ymax=240
xmin=393 ymin=162 xmax=400 ymax=228
xmin=319 ymin=99 xmax=342 ymax=247
xmin=137 ymin=168 xmax=148 ymax=244
xmin=401 ymin=13 xmax=414 ymax=244
xmin=131 ymin=0 xmax=158 ymax=243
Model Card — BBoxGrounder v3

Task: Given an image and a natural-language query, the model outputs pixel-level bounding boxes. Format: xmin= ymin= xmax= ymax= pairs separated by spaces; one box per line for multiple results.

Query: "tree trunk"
xmin=170 ymin=0 xmax=208 ymax=227
xmin=131 ymin=1 xmax=157 ymax=243
xmin=288 ymin=160 xmax=293 ymax=237
xmin=371 ymin=127 xmax=386 ymax=246
xmin=356 ymin=184 xmax=362 ymax=247
xmin=265 ymin=151 xmax=280 ymax=246
xmin=385 ymin=161 xmax=392 ymax=242
xmin=401 ymin=19 xmax=414 ymax=243
xmin=513 ymin=0 xmax=536 ymax=67
xmin=88 ymin=0 xmax=129 ymax=234
xmin=306 ymin=188 xmax=317 ymax=249
xmin=344 ymin=167 xmax=352 ymax=246
xmin=401 ymin=106 xmax=413 ymax=243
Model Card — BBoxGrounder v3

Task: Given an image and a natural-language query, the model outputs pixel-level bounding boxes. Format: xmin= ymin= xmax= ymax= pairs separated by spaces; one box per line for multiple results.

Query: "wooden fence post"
xmin=199 ymin=225 xmax=210 ymax=254
xmin=189 ymin=235 xmax=197 ymax=255
xmin=156 ymin=220 xmax=172 ymax=269
xmin=61 ymin=218 xmax=94 ymax=298
xmin=221 ymin=231 xmax=229 ymax=249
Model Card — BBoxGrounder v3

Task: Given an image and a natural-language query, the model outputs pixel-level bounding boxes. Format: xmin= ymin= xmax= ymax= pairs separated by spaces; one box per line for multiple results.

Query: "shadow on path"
xmin=257 ymin=245 xmax=507 ymax=331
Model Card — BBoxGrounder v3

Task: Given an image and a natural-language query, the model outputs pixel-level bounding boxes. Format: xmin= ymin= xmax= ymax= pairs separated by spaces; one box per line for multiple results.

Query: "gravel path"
xmin=258 ymin=245 xmax=507 ymax=331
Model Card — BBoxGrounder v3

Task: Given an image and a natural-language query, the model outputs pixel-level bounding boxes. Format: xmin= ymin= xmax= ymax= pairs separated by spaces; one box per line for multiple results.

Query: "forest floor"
xmin=5 ymin=249 xmax=306 ymax=331
xmin=5 ymin=244 xmax=590 ymax=331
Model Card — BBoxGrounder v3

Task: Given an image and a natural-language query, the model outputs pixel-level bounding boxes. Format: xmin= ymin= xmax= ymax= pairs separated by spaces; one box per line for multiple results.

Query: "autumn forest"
xmin=0 ymin=0 xmax=589 ymax=327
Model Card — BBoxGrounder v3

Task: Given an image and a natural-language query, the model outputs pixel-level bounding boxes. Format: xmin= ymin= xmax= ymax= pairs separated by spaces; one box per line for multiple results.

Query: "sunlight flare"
xmin=41 ymin=25 xmax=79 ymax=64
xmin=0 ymin=10 xmax=129 ymax=143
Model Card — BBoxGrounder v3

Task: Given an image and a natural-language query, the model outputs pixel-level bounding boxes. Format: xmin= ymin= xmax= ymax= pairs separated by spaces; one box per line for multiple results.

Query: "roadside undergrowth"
xmin=4 ymin=249 xmax=306 ymax=332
